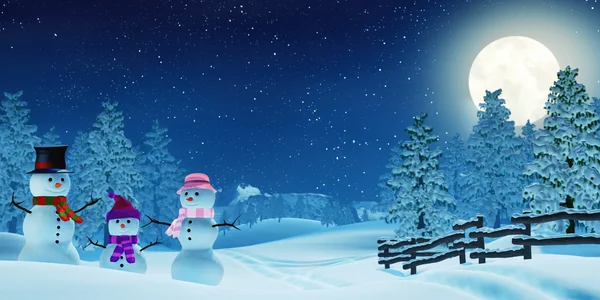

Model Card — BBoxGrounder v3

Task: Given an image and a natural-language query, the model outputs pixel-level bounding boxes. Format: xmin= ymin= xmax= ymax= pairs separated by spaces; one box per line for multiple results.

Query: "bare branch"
xmin=74 ymin=192 xmax=101 ymax=213
xmin=10 ymin=192 xmax=31 ymax=214
xmin=212 ymin=214 xmax=241 ymax=230
xmin=142 ymin=214 xmax=171 ymax=228
xmin=85 ymin=236 xmax=106 ymax=249
xmin=140 ymin=236 xmax=162 ymax=252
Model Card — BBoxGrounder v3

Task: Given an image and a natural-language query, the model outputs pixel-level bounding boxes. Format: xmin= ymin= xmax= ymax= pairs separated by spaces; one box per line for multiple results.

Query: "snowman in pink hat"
xmin=85 ymin=191 xmax=161 ymax=274
xmin=144 ymin=173 xmax=240 ymax=285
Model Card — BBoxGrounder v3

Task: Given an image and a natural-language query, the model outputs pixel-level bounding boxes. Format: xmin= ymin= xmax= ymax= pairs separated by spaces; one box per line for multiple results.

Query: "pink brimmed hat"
xmin=177 ymin=173 xmax=216 ymax=194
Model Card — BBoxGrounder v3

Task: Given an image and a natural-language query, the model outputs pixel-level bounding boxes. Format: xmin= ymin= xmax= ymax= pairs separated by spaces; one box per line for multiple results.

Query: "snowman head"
xmin=106 ymin=192 xmax=141 ymax=236
xmin=180 ymin=188 xmax=216 ymax=208
xmin=108 ymin=218 xmax=140 ymax=236
xmin=29 ymin=173 xmax=71 ymax=196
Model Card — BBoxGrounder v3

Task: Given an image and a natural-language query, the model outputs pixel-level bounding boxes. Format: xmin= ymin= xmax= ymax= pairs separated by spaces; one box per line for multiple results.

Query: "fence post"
xmin=476 ymin=215 xmax=485 ymax=264
xmin=410 ymin=253 xmax=416 ymax=275
xmin=384 ymin=247 xmax=390 ymax=269
xmin=521 ymin=210 xmax=532 ymax=260
xmin=459 ymin=229 xmax=466 ymax=264
xmin=523 ymin=223 xmax=532 ymax=260
xmin=459 ymin=248 xmax=466 ymax=264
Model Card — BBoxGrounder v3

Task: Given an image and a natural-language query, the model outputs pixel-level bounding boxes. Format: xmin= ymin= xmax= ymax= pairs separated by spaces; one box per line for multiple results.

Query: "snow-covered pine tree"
xmin=236 ymin=200 xmax=258 ymax=228
xmin=293 ymin=198 xmax=306 ymax=218
xmin=519 ymin=120 xmax=537 ymax=208
xmin=71 ymin=101 xmax=144 ymax=245
xmin=0 ymin=91 xmax=41 ymax=233
xmin=320 ymin=200 xmax=335 ymax=227
xmin=67 ymin=131 xmax=104 ymax=249
xmin=39 ymin=126 xmax=61 ymax=146
xmin=360 ymin=208 xmax=369 ymax=222
xmin=253 ymin=196 xmax=271 ymax=222
xmin=520 ymin=120 xmax=536 ymax=160
xmin=136 ymin=119 xmax=185 ymax=248
xmin=269 ymin=195 xmax=287 ymax=222
xmin=386 ymin=113 xmax=456 ymax=237
xmin=463 ymin=89 xmax=524 ymax=228
xmin=523 ymin=67 xmax=600 ymax=233
xmin=592 ymin=97 xmax=600 ymax=119
xmin=331 ymin=200 xmax=358 ymax=225
xmin=377 ymin=143 xmax=403 ymax=211
xmin=244 ymin=201 xmax=259 ymax=228
xmin=439 ymin=134 xmax=469 ymax=218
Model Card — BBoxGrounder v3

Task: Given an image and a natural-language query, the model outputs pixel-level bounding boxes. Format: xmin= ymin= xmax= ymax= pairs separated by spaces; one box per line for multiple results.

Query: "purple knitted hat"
xmin=106 ymin=191 xmax=140 ymax=221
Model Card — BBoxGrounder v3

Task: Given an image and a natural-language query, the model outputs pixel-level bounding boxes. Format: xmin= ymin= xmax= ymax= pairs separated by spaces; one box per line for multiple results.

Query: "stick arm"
xmin=212 ymin=214 xmax=242 ymax=230
xmin=74 ymin=193 xmax=101 ymax=214
xmin=142 ymin=215 xmax=171 ymax=228
xmin=10 ymin=192 xmax=31 ymax=214
xmin=140 ymin=237 xmax=162 ymax=252
xmin=84 ymin=237 xmax=106 ymax=249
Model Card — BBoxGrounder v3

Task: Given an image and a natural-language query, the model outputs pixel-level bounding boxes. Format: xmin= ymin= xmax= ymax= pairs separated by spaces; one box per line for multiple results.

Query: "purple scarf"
xmin=108 ymin=235 xmax=138 ymax=263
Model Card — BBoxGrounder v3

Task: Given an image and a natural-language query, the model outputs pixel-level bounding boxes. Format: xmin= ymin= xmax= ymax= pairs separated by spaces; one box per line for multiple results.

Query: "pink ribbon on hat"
xmin=166 ymin=207 xmax=215 ymax=238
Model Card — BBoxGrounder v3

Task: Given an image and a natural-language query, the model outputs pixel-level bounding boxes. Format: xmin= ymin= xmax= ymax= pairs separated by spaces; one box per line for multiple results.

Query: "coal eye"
xmin=115 ymin=220 xmax=120 ymax=223
xmin=184 ymin=192 xmax=188 ymax=196
xmin=195 ymin=192 xmax=199 ymax=196
xmin=127 ymin=220 xmax=131 ymax=223
xmin=60 ymin=178 xmax=65 ymax=182
xmin=48 ymin=178 xmax=53 ymax=182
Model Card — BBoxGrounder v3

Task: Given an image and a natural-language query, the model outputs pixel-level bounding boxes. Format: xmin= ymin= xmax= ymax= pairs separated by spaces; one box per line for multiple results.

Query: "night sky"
xmin=1 ymin=0 xmax=599 ymax=203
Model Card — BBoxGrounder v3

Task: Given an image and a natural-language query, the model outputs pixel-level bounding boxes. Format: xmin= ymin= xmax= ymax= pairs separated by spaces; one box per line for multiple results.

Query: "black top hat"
xmin=27 ymin=145 xmax=73 ymax=174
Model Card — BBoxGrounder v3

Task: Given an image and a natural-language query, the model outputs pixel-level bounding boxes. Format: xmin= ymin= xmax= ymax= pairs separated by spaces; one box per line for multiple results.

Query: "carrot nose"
xmin=55 ymin=182 xmax=62 ymax=188
xmin=120 ymin=223 xmax=125 ymax=229
xmin=186 ymin=197 xmax=193 ymax=201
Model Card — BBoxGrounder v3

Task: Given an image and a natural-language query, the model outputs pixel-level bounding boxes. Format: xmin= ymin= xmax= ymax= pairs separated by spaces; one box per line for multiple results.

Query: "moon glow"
xmin=468 ymin=36 xmax=560 ymax=126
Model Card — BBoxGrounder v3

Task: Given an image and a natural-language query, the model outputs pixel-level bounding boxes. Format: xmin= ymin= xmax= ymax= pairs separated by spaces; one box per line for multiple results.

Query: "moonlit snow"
xmin=1 ymin=219 xmax=599 ymax=300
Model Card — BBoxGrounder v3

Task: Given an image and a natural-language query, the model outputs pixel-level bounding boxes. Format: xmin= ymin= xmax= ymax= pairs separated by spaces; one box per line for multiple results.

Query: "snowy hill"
xmin=1 ymin=220 xmax=599 ymax=299
xmin=0 ymin=232 xmax=24 ymax=260
xmin=213 ymin=218 xmax=325 ymax=249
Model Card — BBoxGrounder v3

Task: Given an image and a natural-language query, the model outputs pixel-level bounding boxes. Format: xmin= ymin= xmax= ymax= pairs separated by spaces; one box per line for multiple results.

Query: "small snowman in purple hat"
xmin=85 ymin=191 xmax=161 ymax=274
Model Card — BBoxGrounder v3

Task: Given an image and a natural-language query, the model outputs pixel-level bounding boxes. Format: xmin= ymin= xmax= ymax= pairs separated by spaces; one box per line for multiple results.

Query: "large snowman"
xmin=11 ymin=145 xmax=100 ymax=265
xmin=85 ymin=192 xmax=161 ymax=274
xmin=145 ymin=173 xmax=239 ymax=285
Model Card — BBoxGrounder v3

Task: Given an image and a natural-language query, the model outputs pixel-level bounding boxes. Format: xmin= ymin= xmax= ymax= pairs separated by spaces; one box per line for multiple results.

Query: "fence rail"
xmin=377 ymin=209 xmax=600 ymax=275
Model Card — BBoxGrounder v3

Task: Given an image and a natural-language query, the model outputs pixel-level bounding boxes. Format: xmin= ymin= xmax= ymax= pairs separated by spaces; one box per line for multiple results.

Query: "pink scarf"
xmin=166 ymin=208 xmax=214 ymax=238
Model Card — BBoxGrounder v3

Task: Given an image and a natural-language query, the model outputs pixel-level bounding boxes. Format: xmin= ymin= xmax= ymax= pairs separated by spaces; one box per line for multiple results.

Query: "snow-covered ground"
xmin=0 ymin=219 xmax=599 ymax=300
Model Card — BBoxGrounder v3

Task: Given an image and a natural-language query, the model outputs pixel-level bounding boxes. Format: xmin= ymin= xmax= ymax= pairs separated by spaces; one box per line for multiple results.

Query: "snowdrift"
xmin=0 ymin=220 xmax=599 ymax=300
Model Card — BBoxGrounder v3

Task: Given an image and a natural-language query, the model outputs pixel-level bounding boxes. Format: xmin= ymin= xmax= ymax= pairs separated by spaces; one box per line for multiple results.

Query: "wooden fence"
xmin=377 ymin=209 xmax=600 ymax=275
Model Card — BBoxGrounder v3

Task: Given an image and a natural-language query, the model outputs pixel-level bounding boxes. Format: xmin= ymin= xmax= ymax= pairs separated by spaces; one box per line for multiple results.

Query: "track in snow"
xmin=220 ymin=249 xmax=357 ymax=290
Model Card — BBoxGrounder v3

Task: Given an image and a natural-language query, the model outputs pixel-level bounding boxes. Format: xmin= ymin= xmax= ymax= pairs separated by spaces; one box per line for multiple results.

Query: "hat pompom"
xmin=108 ymin=191 xmax=115 ymax=199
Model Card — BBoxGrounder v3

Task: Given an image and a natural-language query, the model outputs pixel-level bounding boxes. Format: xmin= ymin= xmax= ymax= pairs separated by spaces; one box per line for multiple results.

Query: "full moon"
xmin=468 ymin=36 xmax=560 ymax=126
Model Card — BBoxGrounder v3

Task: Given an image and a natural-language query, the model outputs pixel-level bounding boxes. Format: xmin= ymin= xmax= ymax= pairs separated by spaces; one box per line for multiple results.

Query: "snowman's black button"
xmin=188 ymin=220 xmax=192 ymax=224
xmin=187 ymin=228 xmax=191 ymax=232
xmin=120 ymin=256 xmax=123 ymax=259
xmin=56 ymin=233 xmax=59 ymax=236
xmin=188 ymin=237 xmax=192 ymax=240
xmin=56 ymin=218 xmax=61 ymax=222
xmin=57 ymin=226 xmax=60 ymax=229
xmin=55 ymin=240 xmax=59 ymax=244
xmin=120 ymin=264 xmax=124 ymax=268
